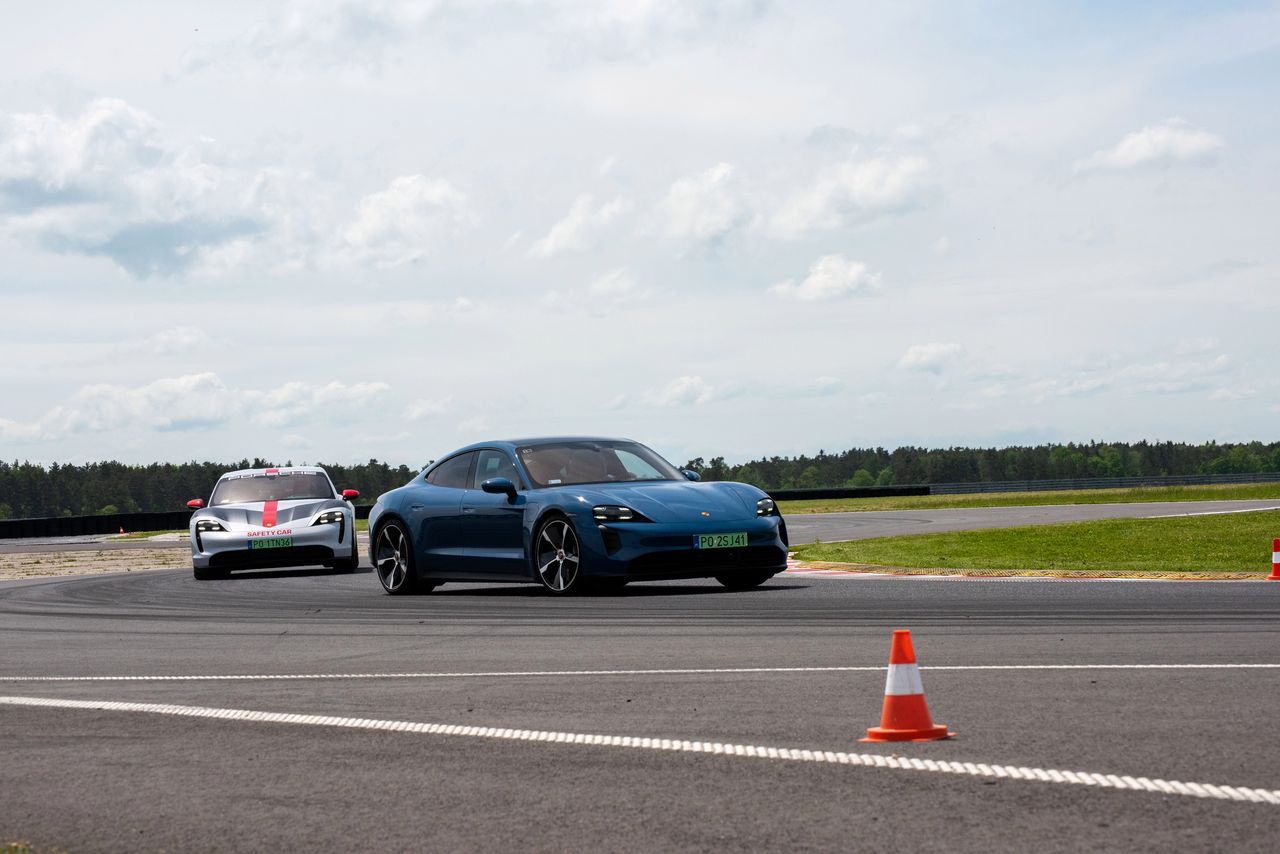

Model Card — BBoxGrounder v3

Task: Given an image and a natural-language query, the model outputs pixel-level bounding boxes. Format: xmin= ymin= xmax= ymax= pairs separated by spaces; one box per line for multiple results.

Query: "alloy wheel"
xmin=375 ymin=524 xmax=411 ymax=593
xmin=535 ymin=519 xmax=580 ymax=592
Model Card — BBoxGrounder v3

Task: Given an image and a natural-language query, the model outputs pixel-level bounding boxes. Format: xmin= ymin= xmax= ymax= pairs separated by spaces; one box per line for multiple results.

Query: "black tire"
xmin=333 ymin=534 xmax=360 ymax=572
xmin=373 ymin=520 xmax=430 ymax=594
xmin=532 ymin=515 xmax=585 ymax=595
xmin=714 ymin=571 xmax=774 ymax=590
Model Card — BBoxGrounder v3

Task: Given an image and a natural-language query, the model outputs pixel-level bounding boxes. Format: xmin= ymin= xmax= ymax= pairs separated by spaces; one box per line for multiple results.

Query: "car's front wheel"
xmin=533 ymin=515 xmax=584 ymax=595
xmin=333 ymin=535 xmax=359 ymax=572
xmin=373 ymin=521 xmax=430 ymax=594
xmin=714 ymin=571 xmax=774 ymax=590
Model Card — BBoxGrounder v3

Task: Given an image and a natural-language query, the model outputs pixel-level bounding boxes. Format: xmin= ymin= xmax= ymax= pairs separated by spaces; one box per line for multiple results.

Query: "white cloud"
xmin=0 ymin=373 xmax=389 ymax=441
xmin=133 ymin=326 xmax=213 ymax=356
xmin=1176 ymin=336 xmax=1220 ymax=355
xmin=1076 ymin=118 xmax=1224 ymax=172
xmin=529 ymin=193 xmax=630 ymax=258
xmin=769 ymin=154 xmax=931 ymax=238
xmin=661 ymin=162 xmax=747 ymax=244
xmin=898 ymin=342 xmax=962 ymax=373
xmin=587 ymin=268 xmax=636 ymax=297
xmin=1027 ymin=354 xmax=1232 ymax=401
xmin=0 ymin=99 xmax=261 ymax=277
xmin=770 ymin=254 xmax=880 ymax=301
xmin=403 ymin=396 xmax=453 ymax=421
xmin=252 ymin=381 xmax=389 ymax=429
xmin=644 ymin=375 xmax=717 ymax=407
xmin=342 ymin=175 xmax=475 ymax=268
xmin=1208 ymin=387 xmax=1254 ymax=402
xmin=180 ymin=1 xmax=432 ymax=74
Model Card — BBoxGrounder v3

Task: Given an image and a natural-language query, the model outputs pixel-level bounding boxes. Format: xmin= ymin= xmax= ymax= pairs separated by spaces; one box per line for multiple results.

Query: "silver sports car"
xmin=186 ymin=466 xmax=360 ymax=580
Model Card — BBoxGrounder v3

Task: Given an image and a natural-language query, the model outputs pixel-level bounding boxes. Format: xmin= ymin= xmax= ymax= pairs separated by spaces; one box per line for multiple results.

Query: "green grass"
xmin=792 ymin=510 xmax=1280 ymax=574
xmin=355 ymin=518 xmax=369 ymax=533
xmin=777 ymin=482 xmax=1280 ymax=515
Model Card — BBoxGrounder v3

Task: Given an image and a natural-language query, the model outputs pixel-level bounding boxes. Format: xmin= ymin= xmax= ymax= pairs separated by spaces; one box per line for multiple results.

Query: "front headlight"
xmin=312 ymin=510 xmax=345 ymax=525
xmin=756 ymin=498 xmax=778 ymax=517
xmin=195 ymin=519 xmax=226 ymax=533
xmin=593 ymin=505 xmax=648 ymax=522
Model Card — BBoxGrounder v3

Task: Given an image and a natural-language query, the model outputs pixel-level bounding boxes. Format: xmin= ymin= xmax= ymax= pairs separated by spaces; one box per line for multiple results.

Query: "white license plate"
xmin=248 ymin=537 xmax=292 ymax=550
xmin=694 ymin=532 xmax=747 ymax=550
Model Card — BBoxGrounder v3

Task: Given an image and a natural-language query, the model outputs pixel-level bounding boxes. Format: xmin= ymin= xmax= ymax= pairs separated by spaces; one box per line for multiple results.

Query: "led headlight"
xmin=756 ymin=498 xmax=777 ymax=517
xmin=312 ymin=510 xmax=345 ymax=525
xmin=195 ymin=519 xmax=226 ymax=533
xmin=593 ymin=505 xmax=642 ymax=522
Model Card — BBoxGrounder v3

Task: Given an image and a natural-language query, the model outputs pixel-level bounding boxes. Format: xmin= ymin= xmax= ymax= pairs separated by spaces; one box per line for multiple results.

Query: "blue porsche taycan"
xmin=367 ymin=437 xmax=788 ymax=595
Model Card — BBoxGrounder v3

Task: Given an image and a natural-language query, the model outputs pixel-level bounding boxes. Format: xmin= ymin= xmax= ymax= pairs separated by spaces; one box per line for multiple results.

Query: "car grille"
xmin=627 ymin=545 xmax=786 ymax=576
xmin=209 ymin=545 xmax=336 ymax=569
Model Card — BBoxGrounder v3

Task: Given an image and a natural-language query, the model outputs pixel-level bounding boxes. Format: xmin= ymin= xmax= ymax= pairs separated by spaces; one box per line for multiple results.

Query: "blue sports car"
xmin=367 ymin=437 xmax=788 ymax=595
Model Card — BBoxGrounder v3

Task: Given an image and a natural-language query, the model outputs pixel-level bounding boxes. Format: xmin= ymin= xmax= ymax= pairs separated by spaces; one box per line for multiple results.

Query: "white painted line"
xmin=1147 ymin=506 xmax=1280 ymax=519
xmin=2 ymin=694 xmax=1275 ymax=805
xmin=1 ymin=663 xmax=1277 ymax=683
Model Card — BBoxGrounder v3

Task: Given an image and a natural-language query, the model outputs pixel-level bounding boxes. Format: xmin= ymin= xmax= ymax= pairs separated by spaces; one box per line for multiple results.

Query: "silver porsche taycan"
xmin=186 ymin=467 xmax=360 ymax=580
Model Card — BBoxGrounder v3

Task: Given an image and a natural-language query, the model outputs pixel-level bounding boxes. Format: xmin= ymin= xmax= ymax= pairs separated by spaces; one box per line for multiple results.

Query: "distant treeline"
xmin=1 ymin=441 xmax=1278 ymax=519
xmin=683 ymin=440 xmax=1280 ymax=490
xmin=0 ymin=459 xmax=417 ymax=520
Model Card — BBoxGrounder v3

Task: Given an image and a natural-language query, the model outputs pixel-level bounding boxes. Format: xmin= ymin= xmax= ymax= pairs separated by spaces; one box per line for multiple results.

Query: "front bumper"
xmin=585 ymin=515 xmax=788 ymax=580
xmin=190 ymin=522 xmax=350 ymax=570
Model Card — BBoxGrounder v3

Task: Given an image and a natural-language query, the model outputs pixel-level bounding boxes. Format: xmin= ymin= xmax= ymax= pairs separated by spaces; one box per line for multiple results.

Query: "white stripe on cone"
xmin=1272 ymin=552 xmax=1279 ymax=564
xmin=884 ymin=663 xmax=925 ymax=696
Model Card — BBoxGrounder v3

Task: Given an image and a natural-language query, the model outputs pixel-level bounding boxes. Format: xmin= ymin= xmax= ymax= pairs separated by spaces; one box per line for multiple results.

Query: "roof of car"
xmin=483 ymin=436 xmax=630 ymax=448
xmin=218 ymin=466 xmax=330 ymax=479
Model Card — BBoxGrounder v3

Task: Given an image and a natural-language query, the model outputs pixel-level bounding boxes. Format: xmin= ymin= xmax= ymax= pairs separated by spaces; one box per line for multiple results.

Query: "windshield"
xmin=517 ymin=441 xmax=683 ymax=488
xmin=211 ymin=471 xmax=335 ymax=505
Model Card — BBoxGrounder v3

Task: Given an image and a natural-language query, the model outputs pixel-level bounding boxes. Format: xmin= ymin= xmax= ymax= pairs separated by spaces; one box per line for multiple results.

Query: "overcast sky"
xmin=1 ymin=1 xmax=1277 ymax=468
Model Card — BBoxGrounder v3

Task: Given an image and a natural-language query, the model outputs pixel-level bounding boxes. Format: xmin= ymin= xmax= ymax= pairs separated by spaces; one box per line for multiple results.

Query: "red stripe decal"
xmin=265 ymin=468 xmax=279 ymax=475
xmin=262 ymin=500 xmax=278 ymax=528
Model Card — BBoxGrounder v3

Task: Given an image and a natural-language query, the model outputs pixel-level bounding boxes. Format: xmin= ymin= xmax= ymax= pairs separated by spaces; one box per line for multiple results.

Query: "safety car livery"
xmin=187 ymin=467 xmax=359 ymax=579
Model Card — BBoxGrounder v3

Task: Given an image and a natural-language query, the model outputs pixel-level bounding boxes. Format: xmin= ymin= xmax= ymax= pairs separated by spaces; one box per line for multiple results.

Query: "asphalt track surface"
xmin=2 ymin=500 xmax=1280 ymax=852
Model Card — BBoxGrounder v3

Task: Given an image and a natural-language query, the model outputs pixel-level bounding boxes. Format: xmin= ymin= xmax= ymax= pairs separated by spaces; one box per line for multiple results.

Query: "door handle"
xmin=410 ymin=504 xmax=425 ymax=511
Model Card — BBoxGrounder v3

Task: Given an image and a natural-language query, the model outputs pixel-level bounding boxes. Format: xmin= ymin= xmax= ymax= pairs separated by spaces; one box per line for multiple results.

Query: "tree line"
xmin=682 ymin=440 xmax=1280 ymax=491
xmin=0 ymin=440 xmax=1277 ymax=518
xmin=0 ymin=459 xmax=417 ymax=520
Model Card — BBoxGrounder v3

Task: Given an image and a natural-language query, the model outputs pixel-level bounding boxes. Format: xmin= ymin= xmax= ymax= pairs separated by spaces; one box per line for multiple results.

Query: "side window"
xmin=472 ymin=449 xmax=521 ymax=489
xmin=425 ymin=453 xmax=474 ymax=489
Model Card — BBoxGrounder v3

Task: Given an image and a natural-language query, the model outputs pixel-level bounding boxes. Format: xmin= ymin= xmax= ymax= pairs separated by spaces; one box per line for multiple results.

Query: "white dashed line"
xmin=1 ymin=663 xmax=1276 ymax=683
xmin=1147 ymin=506 xmax=1280 ymax=519
xmin=1 ymin=694 xmax=1275 ymax=805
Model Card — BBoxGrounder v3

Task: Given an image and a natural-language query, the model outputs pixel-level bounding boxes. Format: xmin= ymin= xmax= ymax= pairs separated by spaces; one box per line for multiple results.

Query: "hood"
xmin=199 ymin=498 xmax=343 ymax=530
xmin=569 ymin=481 xmax=759 ymax=522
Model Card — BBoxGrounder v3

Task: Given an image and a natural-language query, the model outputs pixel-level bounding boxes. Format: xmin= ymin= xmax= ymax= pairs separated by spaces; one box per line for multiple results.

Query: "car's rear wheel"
xmin=714 ymin=571 xmax=774 ymax=590
xmin=533 ymin=516 xmax=584 ymax=595
xmin=374 ymin=521 xmax=429 ymax=594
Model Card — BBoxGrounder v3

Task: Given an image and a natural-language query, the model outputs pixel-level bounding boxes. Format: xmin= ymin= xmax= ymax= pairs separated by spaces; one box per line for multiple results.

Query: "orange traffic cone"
xmin=1269 ymin=539 xmax=1280 ymax=581
xmin=860 ymin=629 xmax=955 ymax=742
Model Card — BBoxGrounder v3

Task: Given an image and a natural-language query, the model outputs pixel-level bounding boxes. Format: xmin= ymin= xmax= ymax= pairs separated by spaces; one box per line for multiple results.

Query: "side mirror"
xmin=341 ymin=489 xmax=360 ymax=501
xmin=481 ymin=477 xmax=518 ymax=502
xmin=681 ymin=469 xmax=701 ymax=482
xmin=187 ymin=498 xmax=204 ymax=509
